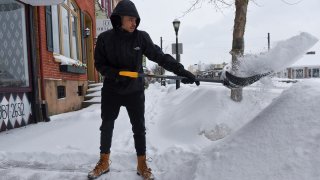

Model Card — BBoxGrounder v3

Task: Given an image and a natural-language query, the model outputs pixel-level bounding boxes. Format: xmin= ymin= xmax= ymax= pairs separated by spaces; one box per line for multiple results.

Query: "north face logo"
xmin=133 ymin=46 xmax=141 ymax=51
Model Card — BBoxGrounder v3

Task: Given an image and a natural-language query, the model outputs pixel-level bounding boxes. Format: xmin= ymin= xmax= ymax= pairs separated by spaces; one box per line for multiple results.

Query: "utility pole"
xmin=268 ymin=32 xmax=270 ymax=51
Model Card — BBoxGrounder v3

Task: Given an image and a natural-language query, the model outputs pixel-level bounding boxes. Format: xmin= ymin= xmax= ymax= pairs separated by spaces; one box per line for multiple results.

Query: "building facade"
xmin=0 ymin=0 xmax=96 ymax=132
xmin=286 ymin=66 xmax=320 ymax=79
xmin=41 ymin=0 xmax=96 ymax=116
xmin=276 ymin=43 xmax=319 ymax=79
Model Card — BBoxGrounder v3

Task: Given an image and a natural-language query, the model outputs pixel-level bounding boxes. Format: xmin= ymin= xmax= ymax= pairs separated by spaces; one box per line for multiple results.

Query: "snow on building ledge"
xmin=54 ymin=54 xmax=77 ymax=65
xmin=54 ymin=54 xmax=87 ymax=74
xmin=53 ymin=54 xmax=87 ymax=68
xmin=20 ymin=0 xmax=63 ymax=6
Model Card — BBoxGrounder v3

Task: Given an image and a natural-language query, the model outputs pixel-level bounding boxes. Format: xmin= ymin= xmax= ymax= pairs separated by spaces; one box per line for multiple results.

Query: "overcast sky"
xmin=132 ymin=0 xmax=320 ymax=68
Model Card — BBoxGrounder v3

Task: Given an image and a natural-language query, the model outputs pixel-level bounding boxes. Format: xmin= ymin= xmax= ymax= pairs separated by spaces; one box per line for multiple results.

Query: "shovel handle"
xmin=119 ymin=71 xmax=139 ymax=78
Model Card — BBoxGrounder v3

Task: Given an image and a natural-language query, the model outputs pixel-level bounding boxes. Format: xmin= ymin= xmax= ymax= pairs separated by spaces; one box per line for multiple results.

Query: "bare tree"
xmin=150 ymin=64 xmax=165 ymax=83
xmin=186 ymin=0 xmax=303 ymax=102
xmin=184 ymin=0 xmax=233 ymax=14
xmin=151 ymin=64 xmax=165 ymax=75
xmin=187 ymin=0 xmax=248 ymax=102
xmin=230 ymin=0 xmax=249 ymax=102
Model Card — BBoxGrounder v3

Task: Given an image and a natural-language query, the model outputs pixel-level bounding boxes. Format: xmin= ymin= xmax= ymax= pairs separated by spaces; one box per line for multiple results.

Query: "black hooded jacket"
xmin=94 ymin=0 xmax=184 ymax=94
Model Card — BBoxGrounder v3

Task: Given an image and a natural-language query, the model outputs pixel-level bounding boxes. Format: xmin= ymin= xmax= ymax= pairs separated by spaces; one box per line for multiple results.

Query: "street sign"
xmin=172 ymin=43 xmax=183 ymax=54
xmin=96 ymin=19 xmax=112 ymax=36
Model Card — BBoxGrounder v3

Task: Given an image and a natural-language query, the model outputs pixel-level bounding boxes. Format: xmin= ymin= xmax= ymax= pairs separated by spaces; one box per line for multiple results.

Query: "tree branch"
xmin=280 ymin=0 xmax=304 ymax=5
xmin=183 ymin=0 xmax=203 ymax=15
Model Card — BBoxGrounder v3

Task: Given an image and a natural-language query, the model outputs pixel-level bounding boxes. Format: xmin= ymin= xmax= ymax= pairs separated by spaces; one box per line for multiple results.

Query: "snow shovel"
xmin=118 ymin=71 xmax=272 ymax=88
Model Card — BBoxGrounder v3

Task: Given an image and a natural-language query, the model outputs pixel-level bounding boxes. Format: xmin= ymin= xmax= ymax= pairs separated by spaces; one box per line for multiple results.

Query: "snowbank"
xmin=0 ymin=79 xmax=319 ymax=179
xmin=193 ymin=80 xmax=320 ymax=180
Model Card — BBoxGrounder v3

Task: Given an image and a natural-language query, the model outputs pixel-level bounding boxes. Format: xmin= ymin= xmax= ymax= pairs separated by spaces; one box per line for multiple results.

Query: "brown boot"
xmin=88 ymin=153 xmax=110 ymax=179
xmin=137 ymin=155 xmax=155 ymax=180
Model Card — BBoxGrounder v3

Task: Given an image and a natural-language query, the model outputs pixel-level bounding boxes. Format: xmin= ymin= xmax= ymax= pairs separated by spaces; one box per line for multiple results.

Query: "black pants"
xmin=100 ymin=90 xmax=146 ymax=156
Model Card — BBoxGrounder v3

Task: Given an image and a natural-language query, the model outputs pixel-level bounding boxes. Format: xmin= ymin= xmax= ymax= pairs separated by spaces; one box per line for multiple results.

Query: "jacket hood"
xmin=110 ymin=0 xmax=141 ymax=30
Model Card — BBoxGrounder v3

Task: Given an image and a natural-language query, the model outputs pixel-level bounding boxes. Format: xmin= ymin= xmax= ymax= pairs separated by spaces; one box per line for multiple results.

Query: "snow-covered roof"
xmin=290 ymin=41 xmax=320 ymax=67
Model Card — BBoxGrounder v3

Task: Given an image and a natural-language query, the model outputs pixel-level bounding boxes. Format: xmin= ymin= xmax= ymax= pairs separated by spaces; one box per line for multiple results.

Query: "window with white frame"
xmin=51 ymin=5 xmax=60 ymax=54
xmin=295 ymin=69 xmax=304 ymax=79
xmin=312 ymin=68 xmax=319 ymax=78
xmin=49 ymin=0 xmax=80 ymax=61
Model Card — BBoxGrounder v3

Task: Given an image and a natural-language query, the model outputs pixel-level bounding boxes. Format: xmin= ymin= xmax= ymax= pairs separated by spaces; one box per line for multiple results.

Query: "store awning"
xmin=19 ymin=0 xmax=64 ymax=6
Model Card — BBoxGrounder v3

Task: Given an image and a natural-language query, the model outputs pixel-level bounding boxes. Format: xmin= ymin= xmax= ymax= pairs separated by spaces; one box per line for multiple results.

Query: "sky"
xmin=132 ymin=0 xmax=320 ymax=68
xmin=0 ymin=36 xmax=319 ymax=179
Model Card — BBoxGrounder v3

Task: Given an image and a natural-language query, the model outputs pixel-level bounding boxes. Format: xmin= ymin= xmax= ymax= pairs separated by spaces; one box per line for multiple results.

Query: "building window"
xmin=295 ymin=69 xmax=304 ymax=79
xmin=77 ymin=85 xmax=83 ymax=96
xmin=71 ymin=13 xmax=79 ymax=60
xmin=52 ymin=5 xmax=60 ymax=54
xmin=61 ymin=6 xmax=71 ymax=57
xmin=57 ymin=86 xmax=66 ymax=99
xmin=0 ymin=1 xmax=29 ymax=88
xmin=45 ymin=6 xmax=53 ymax=52
xmin=308 ymin=69 xmax=312 ymax=78
xmin=49 ymin=0 xmax=80 ymax=61
xmin=312 ymin=69 xmax=319 ymax=78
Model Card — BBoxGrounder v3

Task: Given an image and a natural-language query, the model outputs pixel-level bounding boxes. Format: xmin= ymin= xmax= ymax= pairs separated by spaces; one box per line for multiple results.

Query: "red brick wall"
xmin=38 ymin=0 xmax=96 ymax=82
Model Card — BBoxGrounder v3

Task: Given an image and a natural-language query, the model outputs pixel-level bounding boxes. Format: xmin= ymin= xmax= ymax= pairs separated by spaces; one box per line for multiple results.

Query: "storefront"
xmin=1 ymin=0 xmax=96 ymax=132
xmin=0 ymin=0 xmax=65 ymax=132
xmin=0 ymin=0 xmax=34 ymax=131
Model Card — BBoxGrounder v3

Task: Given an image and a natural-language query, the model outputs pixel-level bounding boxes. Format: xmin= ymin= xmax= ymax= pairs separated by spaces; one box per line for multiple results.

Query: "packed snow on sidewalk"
xmin=0 ymin=34 xmax=319 ymax=180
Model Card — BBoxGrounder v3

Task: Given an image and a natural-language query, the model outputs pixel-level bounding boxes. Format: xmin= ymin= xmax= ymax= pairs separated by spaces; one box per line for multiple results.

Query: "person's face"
xmin=121 ymin=16 xmax=137 ymax=33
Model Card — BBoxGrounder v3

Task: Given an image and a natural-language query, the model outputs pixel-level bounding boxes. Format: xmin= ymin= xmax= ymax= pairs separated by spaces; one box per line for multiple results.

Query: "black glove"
xmin=175 ymin=68 xmax=200 ymax=86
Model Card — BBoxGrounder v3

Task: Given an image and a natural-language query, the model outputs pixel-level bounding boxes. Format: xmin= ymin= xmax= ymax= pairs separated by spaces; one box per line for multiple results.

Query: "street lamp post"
xmin=160 ymin=37 xmax=166 ymax=86
xmin=173 ymin=19 xmax=180 ymax=89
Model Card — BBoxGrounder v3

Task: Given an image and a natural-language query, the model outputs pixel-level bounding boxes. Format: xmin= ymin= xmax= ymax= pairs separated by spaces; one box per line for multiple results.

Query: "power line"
xmin=280 ymin=0 xmax=304 ymax=5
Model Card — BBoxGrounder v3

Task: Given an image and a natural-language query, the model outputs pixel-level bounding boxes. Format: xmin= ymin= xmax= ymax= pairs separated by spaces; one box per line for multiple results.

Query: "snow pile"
xmin=235 ymin=32 xmax=318 ymax=76
xmin=149 ymin=84 xmax=278 ymax=147
xmin=192 ymin=80 xmax=320 ymax=180
xmin=0 ymin=79 xmax=319 ymax=180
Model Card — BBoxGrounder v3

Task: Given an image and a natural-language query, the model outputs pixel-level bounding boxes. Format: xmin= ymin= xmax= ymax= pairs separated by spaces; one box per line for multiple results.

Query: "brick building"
xmin=0 ymin=0 xmax=97 ymax=132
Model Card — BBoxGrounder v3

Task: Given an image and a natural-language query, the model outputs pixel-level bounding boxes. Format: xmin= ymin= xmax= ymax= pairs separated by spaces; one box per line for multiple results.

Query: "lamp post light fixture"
xmin=173 ymin=18 xmax=180 ymax=36
xmin=173 ymin=18 xmax=181 ymax=89
xmin=84 ymin=27 xmax=90 ymax=38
